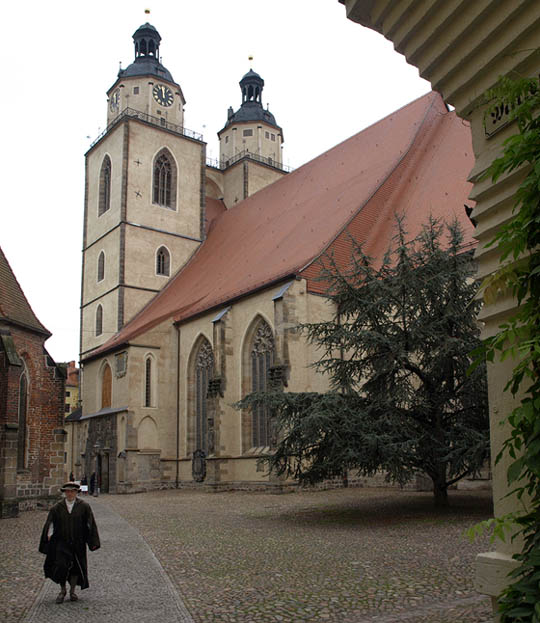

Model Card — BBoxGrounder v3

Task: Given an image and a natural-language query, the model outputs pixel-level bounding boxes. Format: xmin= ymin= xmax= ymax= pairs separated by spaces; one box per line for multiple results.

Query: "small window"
xmin=156 ymin=246 xmax=170 ymax=276
xmin=225 ymin=136 xmax=229 ymax=144
xmin=96 ymin=305 xmax=103 ymax=337
xmin=265 ymin=131 xmax=269 ymax=139
xmin=243 ymin=129 xmax=253 ymax=137
xmin=65 ymin=404 xmax=71 ymax=413
xmin=66 ymin=391 xmax=71 ymax=397
xmin=271 ymin=134 xmax=276 ymax=142
xmin=145 ymin=357 xmax=153 ymax=407
xmin=97 ymin=251 xmax=105 ymax=282
xmin=98 ymin=156 xmax=112 ymax=216
xmin=101 ymin=363 xmax=112 ymax=408
xmin=133 ymin=86 xmax=139 ymax=94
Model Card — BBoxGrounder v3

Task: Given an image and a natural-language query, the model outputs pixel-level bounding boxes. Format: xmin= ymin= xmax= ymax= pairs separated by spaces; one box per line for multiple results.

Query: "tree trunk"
xmin=431 ymin=466 xmax=449 ymax=507
xmin=433 ymin=483 xmax=449 ymax=507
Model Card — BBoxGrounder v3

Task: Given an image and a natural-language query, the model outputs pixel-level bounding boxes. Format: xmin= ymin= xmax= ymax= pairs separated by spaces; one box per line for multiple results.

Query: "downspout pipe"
xmin=175 ymin=324 xmax=181 ymax=488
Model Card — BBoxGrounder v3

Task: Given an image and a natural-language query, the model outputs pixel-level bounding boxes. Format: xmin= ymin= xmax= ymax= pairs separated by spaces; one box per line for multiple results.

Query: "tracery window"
xmin=195 ymin=339 xmax=214 ymax=453
xmin=152 ymin=149 xmax=176 ymax=209
xmin=156 ymin=246 xmax=170 ymax=276
xmin=96 ymin=304 xmax=103 ymax=337
xmin=250 ymin=320 xmax=275 ymax=448
xmin=17 ymin=371 xmax=28 ymax=470
xmin=97 ymin=251 xmax=105 ymax=282
xmin=98 ymin=156 xmax=112 ymax=216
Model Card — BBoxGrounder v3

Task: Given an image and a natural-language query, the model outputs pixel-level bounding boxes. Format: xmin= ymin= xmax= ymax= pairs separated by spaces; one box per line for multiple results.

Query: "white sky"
xmin=1 ymin=0 xmax=430 ymax=364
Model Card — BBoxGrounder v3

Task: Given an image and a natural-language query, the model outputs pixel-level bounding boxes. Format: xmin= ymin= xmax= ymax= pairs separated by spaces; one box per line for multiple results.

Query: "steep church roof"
xmin=86 ymin=91 xmax=475 ymax=359
xmin=0 ymin=246 xmax=50 ymax=336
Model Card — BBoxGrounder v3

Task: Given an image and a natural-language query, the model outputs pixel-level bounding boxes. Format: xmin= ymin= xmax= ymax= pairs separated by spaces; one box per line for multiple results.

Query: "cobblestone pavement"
xmin=4 ymin=497 xmax=193 ymax=623
xmin=0 ymin=487 xmax=494 ymax=623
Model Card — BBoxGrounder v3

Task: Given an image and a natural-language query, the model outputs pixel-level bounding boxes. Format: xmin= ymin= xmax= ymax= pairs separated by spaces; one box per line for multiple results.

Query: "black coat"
xmin=39 ymin=498 xmax=100 ymax=589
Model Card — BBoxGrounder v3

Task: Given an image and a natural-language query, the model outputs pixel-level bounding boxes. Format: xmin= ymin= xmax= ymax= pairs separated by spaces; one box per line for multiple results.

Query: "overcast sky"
xmin=1 ymin=0 xmax=430 ymax=364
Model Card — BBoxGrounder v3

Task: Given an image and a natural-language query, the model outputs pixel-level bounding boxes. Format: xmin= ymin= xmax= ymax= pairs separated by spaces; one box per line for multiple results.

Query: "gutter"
xmin=175 ymin=325 xmax=181 ymax=488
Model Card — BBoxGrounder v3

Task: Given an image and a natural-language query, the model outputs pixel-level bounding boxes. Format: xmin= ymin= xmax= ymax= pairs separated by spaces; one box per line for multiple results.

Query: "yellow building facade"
xmin=77 ymin=21 xmax=478 ymax=507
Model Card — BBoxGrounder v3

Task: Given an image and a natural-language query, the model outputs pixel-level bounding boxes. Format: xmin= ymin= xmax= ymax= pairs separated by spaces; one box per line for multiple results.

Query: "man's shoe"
xmin=69 ymin=591 xmax=78 ymax=602
xmin=55 ymin=589 xmax=66 ymax=604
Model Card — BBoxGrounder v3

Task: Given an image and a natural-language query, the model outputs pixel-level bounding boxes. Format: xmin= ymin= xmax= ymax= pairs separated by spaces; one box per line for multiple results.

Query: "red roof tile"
xmin=86 ymin=92 xmax=475 ymax=359
xmin=0 ymin=246 xmax=50 ymax=336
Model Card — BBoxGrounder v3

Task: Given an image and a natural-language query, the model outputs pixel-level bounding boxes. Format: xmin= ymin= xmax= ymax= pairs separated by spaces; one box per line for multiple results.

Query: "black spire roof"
xmin=220 ymin=69 xmax=280 ymax=132
xmin=118 ymin=23 xmax=175 ymax=84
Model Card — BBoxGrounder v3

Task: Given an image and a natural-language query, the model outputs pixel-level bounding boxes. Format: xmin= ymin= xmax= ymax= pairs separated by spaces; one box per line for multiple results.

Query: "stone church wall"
xmin=0 ymin=326 xmax=66 ymax=516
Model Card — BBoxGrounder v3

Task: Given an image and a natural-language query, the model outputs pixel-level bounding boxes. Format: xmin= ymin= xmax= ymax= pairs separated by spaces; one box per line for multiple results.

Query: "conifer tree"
xmin=238 ymin=217 xmax=490 ymax=506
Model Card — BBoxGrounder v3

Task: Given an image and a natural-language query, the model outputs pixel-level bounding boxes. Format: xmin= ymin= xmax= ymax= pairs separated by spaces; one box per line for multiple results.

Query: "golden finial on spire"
xmin=248 ymin=55 xmax=254 ymax=65
xmin=144 ymin=8 xmax=151 ymax=15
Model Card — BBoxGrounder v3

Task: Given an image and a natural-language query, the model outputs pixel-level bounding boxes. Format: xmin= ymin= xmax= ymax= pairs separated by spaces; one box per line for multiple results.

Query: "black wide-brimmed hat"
xmin=60 ymin=482 xmax=80 ymax=492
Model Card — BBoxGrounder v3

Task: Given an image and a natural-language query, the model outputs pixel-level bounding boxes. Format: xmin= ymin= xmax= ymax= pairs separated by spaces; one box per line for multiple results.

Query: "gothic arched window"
xmin=188 ymin=338 xmax=214 ymax=455
xmin=156 ymin=247 xmax=170 ymax=276
xmin=152 ymin=149 xmax=176 ymax=210
xmin=101 ymin=363 xmax=112 ymax=409
xmin=96 ymin=305 xmax=103 ymax=337
xmin=97 ymin=251 xmax=105 ymax=282
xmin=98 ymin=156 xmax=112 ymax=216
xmin=17 ymin=371 xmax=28 ymax=470
xmin=250 ymin=320 xmax=275 ymax=448
xmin=195 ymin=340 xmax=213 ymax=453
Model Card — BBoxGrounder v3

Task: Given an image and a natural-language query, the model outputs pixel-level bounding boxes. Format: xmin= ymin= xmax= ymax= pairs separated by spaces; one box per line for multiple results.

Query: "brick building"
xmin=0 ymin=246 xmax=66 ymax=517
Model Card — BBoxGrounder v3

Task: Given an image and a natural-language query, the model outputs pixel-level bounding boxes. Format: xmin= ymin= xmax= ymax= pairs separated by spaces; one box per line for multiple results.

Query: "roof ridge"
xmin=298 ymin=93 xmax=442 ymax=274
xmin=226 ymin=93 xmax=438 ymax=214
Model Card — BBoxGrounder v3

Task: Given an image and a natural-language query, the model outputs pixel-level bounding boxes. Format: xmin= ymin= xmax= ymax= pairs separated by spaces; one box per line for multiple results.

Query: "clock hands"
xmin=152 ymin=84 xmax=173 ymax=106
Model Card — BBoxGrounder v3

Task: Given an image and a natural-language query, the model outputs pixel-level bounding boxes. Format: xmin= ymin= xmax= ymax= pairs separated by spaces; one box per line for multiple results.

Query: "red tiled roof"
xmin=302 ymin=96 xmax=475 ymax=291
xmin=86 ymin=92 xmax=475 ymax=360
xmin=0 ymin=246 xmax=50 ymax=336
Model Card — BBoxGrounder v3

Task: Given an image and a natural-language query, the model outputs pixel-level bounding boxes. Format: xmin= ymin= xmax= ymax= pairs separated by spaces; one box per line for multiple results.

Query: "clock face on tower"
xmin=109 ymin=89 xmax=120 ymax=112
xmin=152 ymin=84 xmax=174 ymax=107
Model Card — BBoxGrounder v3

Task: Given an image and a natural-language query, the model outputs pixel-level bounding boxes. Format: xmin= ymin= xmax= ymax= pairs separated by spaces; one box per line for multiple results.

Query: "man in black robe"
xmin=39 ymin=482 xmax=100 ymax=603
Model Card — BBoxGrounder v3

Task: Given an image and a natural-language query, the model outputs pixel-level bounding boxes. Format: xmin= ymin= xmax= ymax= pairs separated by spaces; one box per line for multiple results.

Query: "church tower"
xmin=205 ymin=68 xmax=288 ymax=209
xmin=219 ymin=69 xmax=284 ymax=167
xmin=80 ymin=23 xmax=206 ymax=357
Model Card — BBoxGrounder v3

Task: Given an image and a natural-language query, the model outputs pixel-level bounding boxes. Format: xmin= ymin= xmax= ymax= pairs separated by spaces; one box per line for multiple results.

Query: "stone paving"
xmin=0 ymin=487 xmax=494 ymax=623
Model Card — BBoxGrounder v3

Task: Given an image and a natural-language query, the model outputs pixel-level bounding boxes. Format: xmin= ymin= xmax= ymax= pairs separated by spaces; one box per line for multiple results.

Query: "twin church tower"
xmin=81 ymin=23 xmax=287 ymax=357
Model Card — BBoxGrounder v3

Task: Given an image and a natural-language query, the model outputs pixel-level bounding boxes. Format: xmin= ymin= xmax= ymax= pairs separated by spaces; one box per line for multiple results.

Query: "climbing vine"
xmin=473 ymin=75 xmax=540 ymax=622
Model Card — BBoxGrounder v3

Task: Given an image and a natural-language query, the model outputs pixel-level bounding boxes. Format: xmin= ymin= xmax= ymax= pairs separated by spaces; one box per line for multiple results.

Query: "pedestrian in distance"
xmin=90 ymin=472 xmax=96 ymax=495
xmin=39 ymin=482 xmax=100 ymax=604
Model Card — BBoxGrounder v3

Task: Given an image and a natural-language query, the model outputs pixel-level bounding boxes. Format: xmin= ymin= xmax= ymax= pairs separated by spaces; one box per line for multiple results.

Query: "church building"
xmin=0 ymin=247 xmax=66 ymax=516
xmin=77 ymin=23 xmax=476 ymax=493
